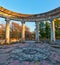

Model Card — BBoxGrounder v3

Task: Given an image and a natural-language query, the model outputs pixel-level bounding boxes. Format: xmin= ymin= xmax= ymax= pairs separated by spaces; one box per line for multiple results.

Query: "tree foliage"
xmin=39 ymin=22 xmax=46 ymax=38
xmin=39 ymin=18 xmax=60 ymax=39
xmin=45 ymin=22 xmax=50 ymax=38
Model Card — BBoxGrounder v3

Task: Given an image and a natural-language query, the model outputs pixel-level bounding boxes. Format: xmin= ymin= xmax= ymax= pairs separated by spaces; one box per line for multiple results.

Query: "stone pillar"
xmin=21 ymin=21 xmax=25 ymax=42
xmin=50 ymin=19 xmax=55 ymax=42
xmin=35 ymin=22 xmax=39 ymax=42
xmin=5 ymin=18 xmax=10 ymax=44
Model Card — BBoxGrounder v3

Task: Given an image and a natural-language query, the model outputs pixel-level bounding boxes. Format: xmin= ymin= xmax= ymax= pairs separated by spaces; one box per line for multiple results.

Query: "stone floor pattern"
xmin=0 ymin=42 xmax=60 ymax=65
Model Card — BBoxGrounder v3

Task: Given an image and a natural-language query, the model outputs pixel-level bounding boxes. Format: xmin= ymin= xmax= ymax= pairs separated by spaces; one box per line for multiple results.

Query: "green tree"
xmin=39 ymin=22 xmax=45 ymax=38
xmin=55 ymin=18 xmax=60 ymax=38
xmin=45 ymin=22 xmax=50 ymax=38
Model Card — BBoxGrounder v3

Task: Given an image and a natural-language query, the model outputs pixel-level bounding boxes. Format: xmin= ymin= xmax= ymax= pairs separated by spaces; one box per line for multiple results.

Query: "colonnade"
xmin=0 ymin=6 xmax=60 ymax=44
xmin=5 ymin=18 xmax=26 ymax=44
xmin=5 ymin=18 xmax=56 ymax=44
xmin=35 ymin=19 xmax=56 ymax=43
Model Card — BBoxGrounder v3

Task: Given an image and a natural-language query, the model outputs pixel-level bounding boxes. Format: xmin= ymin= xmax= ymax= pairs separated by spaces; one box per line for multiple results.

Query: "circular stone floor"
xmin=0 ymin=42 xmax=60 ymax=65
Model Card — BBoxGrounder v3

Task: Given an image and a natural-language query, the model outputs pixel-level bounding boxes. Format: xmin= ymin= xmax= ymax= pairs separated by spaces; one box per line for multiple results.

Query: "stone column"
xmin=35 ymin=22 xmax=39 ymax=42
xmin=21 ymin=20 xmax=25 ymax=42
xmin=50 ymin=19 xmax=55 ymax=42
xmin=5 ymin=18 xmax=10 ymax=44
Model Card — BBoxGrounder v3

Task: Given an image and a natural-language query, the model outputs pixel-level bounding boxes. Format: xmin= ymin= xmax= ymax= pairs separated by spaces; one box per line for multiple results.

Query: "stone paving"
xmin=0 ymin=42 xmax=60 ymax=65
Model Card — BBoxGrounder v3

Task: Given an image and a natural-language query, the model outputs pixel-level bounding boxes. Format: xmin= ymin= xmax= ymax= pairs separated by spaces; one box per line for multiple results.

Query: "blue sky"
xmin=0 ymin=0 xmax=60 ymax=31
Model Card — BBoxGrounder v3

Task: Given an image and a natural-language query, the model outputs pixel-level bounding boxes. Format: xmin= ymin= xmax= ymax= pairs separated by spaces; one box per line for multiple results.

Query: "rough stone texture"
xmin=0 ymin=42 xmax=60 ymax=65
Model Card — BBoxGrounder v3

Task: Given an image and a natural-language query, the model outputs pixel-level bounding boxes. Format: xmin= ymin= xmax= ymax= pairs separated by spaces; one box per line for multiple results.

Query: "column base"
xmin=35 ymin=41 xmax=41 ymax=43
xmin=5 ymin=42 xmax=10 ymax=45
xmin=20 ymin=40 xmax=25 ymax=43
xmin=50 ymin=40 xmax=56 ymax=44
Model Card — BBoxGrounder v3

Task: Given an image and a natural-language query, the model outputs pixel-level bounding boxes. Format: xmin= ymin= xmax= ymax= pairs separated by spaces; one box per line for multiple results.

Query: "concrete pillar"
xmin=21 ymin=21 xmax=25 ymax=42
xmin=5 ymin=18 xmax=10 ymax=44
xmin=50 ymin=19 xmax=55 ymax=42
xmin=35 ymin=22 xmax=39 ymax=42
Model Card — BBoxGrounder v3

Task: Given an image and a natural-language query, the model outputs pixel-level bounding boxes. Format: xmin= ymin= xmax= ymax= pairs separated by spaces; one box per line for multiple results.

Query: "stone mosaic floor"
xmin=0 ymin=42 xmax=60 ymax=65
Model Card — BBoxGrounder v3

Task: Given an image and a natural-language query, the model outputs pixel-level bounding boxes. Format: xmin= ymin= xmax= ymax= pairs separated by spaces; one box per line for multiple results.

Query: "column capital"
xmin=49 ymin=18 xmax=53 ymax=22
xmin=5 ymin=18 xmax=10 ymax=21
xmin=35 ymin=21 xmax=39 ymax=23
xmin=21 ymin=19 xmax=25 ymax=23
xmin=21 ymin=20 xmax=25 ymax=23
xmin=35 ymin=22 xmax=39 ymax=26
xmin=49 ymin=18 xmax=56 ymax=22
